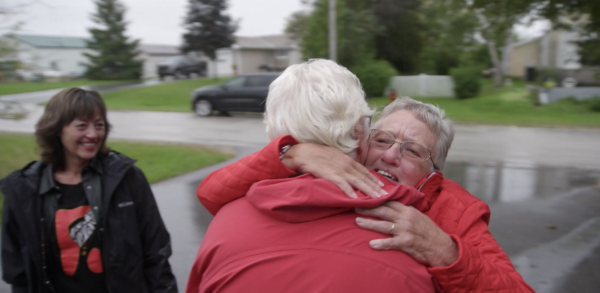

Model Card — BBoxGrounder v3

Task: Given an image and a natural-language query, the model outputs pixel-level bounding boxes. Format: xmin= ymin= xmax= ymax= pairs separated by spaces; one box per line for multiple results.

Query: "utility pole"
xmin=328 ymin=0 xmax=337 ymax=62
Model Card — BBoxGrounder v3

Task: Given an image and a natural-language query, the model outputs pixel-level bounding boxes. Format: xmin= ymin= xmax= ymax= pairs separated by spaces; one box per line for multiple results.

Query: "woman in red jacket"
xmin=195 ymin=97 xmax=534 ymax=291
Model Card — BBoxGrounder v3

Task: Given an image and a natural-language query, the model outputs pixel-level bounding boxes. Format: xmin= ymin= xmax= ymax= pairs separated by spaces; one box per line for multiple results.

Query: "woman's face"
xmin=60 ymin=114 xmax=106 ymax=167
xmin=364 ymin=110 xmax=437 ymax=187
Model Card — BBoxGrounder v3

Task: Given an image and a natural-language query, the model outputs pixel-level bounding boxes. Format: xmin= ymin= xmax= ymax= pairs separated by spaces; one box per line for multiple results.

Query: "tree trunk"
xmin=487 ymin=40 xmax=503 ymax=87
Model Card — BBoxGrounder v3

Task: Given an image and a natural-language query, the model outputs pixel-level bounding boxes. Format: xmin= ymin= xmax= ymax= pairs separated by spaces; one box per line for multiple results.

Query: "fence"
xmin=388 ymin=74 xmax=455 ymax=98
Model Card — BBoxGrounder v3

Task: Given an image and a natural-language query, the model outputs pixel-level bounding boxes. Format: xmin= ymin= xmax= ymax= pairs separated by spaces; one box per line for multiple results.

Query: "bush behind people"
xmin=450 ymin=66 xmax=482 ymax=99
xmin=351 ymin=60 xmax=398 ymax=98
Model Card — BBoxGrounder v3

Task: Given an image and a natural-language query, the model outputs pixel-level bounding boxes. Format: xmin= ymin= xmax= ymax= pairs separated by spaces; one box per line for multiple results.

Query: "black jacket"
xmin=1 ymin=152 xmax=177 ymax=293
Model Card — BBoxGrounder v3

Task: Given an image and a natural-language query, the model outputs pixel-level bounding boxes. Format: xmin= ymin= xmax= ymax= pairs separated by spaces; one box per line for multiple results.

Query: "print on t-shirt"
xmin=55 ymin=206 xmax=103 ymax=276
xmin=70 ymin=209 xmax=96 ymax=246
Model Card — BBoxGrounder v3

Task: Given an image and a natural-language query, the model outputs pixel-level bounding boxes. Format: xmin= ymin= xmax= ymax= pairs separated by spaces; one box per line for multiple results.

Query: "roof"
xmin=9 ymin=34 xmax=89 ymax=48
xmin=234 ymin=34 xmax=297 ymax=50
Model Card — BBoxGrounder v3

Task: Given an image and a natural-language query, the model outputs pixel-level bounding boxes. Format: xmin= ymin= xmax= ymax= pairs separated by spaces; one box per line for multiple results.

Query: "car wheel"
xmin=194 ymin=99 xmax=213 ymax=116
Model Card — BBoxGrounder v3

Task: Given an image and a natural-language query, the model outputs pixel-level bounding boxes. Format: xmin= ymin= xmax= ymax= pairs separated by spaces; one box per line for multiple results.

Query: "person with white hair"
xmin=194 ymin=75 xmax=534 ymax=291
xmin=185 ymin=59 xmax=439 ymax=293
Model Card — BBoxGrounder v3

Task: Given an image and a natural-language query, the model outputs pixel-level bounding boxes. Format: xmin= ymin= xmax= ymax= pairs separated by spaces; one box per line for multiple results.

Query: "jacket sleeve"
xmin=197 ymin=135 xmax=298 ymax=215
xmin=428 ymin=201 xmax=534 ymax=293
xmin=1 ymin=191 xmax=29 ymax=293
xmin=129 ymin=167 xmax=178 ymax=293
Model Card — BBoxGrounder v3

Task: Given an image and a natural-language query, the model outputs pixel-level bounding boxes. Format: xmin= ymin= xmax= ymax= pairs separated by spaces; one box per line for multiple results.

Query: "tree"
xmin=0 ymin=3 xmax=25 ymax=61
xmin=83 ymin=0 xmax=142 ymax=80
xmin=362 ymin=0 xmax=423 ymax=74
xmin=182 ymin=0 xmax=237 ymax=77
xmin=468 ymin=0 xmax=530 ymax=87
xmin=291 ymin=0 xmax=424 ymax=73
xmin=418 ymin=0 xmax=479 ymax=75
xmin=284 ymin=11 xmax=310 ymax=40
xmin=298 ymin=0 xmax=381 ymax=69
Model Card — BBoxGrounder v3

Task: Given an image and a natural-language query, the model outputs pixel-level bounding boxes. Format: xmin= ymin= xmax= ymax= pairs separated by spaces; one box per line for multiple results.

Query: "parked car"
xmin=190 ymin=73 xmax=280 ymax=116
xmin=158 ymin=56 xmax=206 ymax=80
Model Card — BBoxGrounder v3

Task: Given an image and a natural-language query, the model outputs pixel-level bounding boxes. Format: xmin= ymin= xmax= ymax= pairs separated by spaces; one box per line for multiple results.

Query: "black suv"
xmin=190 ymin=73 xmax=280 ymax=116
xmin=158 ymin=56 xmax=206 ymax=80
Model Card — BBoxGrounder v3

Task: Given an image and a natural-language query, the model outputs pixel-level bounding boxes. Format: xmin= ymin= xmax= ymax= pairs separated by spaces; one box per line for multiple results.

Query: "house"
xmin=2 ymin=34 xmax=92 ymax=78
xmin=1 ymin=34 xmax=182 ymax=79
xmin=200 ymin=34 xmax=303 ymax=77
xmin=504 ymin=29 xmax=582 ymax=78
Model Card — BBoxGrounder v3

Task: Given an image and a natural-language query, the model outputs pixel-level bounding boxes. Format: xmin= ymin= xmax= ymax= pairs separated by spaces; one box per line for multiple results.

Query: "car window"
xmin=245 ymin=75 xmax=277 ymax=87
xmin=223 ymin=77 xmax=246 ymax=89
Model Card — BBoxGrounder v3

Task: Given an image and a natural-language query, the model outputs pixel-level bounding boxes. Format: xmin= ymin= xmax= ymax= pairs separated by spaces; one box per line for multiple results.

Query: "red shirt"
xmin=186 ymin=172 xmax=438 ymax=293
xmin=193 ymin=136 xmax=535 ymax=293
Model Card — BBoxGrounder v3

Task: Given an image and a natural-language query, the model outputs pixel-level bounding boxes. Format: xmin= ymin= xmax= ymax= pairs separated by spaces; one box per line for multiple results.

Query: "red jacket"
xmin=186 ymin=172 xmax=438 ymax=293
xmin=195 ymin=136 xmax=534 ymax=293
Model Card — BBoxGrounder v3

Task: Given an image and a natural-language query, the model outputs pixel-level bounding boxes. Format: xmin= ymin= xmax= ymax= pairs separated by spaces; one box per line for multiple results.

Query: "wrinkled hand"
xmin=355 ymin=201 xmax=458 ymax=267
xmin=281 ymin=143 xmax=386 ymax=198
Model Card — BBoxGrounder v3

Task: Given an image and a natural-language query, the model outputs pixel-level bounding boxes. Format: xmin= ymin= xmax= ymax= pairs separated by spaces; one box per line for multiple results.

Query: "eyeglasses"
xmin=368 ymin=129 xmax=438 ymax=169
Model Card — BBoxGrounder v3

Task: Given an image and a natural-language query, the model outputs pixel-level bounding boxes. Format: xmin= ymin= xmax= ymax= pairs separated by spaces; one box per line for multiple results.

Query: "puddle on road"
xmin=443 ymin=161 xmax=600 ymax=204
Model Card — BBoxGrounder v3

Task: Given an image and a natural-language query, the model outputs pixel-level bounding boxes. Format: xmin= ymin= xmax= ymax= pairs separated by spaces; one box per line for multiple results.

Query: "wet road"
xmin=0 ymin=109 xmax=599 ymax=292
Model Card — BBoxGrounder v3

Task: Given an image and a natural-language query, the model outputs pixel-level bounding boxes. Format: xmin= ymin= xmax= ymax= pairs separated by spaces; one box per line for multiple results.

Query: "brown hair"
xmin=35 ymin=87 xmax=111 ymax=170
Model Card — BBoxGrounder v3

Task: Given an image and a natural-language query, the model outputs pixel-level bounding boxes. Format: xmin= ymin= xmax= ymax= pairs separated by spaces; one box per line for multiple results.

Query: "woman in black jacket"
xmin=1 ymin=88 xmax=177 ymax=293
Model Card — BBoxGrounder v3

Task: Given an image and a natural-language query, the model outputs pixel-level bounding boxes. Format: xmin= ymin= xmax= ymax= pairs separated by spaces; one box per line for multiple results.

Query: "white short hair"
xmin=264 ymin=59 xmax=374 ymax=155
xmin=376 ymin=97 xmax=455 ymax=171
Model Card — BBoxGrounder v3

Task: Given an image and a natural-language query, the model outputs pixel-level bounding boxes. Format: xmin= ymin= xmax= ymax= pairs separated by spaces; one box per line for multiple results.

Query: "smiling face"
xmin=60 ymin=114 xmax=106 ymax=168
xmin=364 ymin=110 xmax=437 ymax=187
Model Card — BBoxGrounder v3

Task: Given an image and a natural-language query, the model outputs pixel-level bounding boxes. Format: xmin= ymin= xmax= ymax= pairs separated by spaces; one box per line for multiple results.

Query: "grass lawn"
xmin=368 ymin=79 xmax=600 ymax=128
xmin=0 ymin=80 xmax=129 ymax=96
xmin=102 ymin=77 xmax=230 ymax=112
xmin=0 ymin=132 xmax=234 ymax=219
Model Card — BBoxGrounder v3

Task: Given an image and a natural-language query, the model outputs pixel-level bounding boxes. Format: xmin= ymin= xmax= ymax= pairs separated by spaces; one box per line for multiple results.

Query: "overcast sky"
xmin=4 ymin=0 xmax=547 ymax=45
xmin=4 ymin=0 xmax=307 ymax=45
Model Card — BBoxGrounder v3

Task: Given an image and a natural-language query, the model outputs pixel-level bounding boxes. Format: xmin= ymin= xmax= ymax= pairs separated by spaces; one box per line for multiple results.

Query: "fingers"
xmin=347 ymin=161 xmax=386 ymax=198
xmin=286 ymin=142 xmax=387 ymax=198
xmin=355 ymin=217 xmax=395 ymax=235
xmin=333 ymin=177 xmax=358 ymax=199
xmin=348 ymin=174 xmax=387 ymax=198
xmin=369 ymin=238 xmax=399 ymax=250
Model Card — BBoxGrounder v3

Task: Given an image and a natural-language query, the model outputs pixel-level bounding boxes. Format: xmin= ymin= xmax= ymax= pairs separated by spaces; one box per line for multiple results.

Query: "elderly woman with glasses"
xmin=186 ymin=59 xmax=439 ymax=292
xmin=194 ymin=93 xmax=534 ymax=291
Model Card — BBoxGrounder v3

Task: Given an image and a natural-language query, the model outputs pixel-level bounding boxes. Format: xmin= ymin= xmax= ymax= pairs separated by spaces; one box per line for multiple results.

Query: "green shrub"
xmin=450 ymin=66 xmax=482 ymax=99
xmin=351 ymin=60 xmax=399 ymax=98
xmin=583 ymin=97 xmax=600 ymax=112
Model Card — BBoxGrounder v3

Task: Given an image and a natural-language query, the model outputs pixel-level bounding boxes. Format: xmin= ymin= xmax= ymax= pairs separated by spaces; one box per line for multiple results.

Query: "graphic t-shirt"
xmin=47 ymin=182 xmax=108 ymax=293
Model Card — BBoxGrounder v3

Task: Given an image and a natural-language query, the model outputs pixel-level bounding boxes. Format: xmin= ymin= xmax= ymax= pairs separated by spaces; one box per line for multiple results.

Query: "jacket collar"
xmin=412 ymin=172 xmax=444 ymax=212
xmin=38 ymin=156 xmax=104 ymax=195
